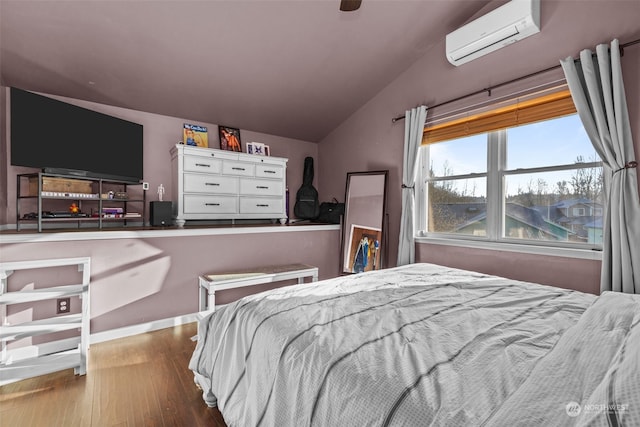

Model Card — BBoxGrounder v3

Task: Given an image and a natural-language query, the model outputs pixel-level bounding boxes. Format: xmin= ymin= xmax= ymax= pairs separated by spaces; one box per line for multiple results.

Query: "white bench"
xmin=198 ymin=263 xmax=319 ymax=312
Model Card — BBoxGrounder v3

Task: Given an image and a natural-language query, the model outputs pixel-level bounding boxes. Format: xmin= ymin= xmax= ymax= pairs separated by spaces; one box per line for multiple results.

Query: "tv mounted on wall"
xmin=10 ymin=87 xmax=144 ymax=184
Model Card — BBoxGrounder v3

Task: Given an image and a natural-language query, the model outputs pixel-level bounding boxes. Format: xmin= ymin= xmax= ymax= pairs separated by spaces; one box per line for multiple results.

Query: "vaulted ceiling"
xmin=0 ymin=0 xmax=494 ymax=142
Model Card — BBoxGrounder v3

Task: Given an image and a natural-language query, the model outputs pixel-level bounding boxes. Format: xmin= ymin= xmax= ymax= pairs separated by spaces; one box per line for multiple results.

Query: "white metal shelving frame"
xmin=0 ymin=257 xmax=90 ymax=386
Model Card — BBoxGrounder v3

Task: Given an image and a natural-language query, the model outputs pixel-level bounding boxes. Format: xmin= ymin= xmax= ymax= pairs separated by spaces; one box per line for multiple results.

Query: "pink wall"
xmin=318 ymin=1 xmax=640 ymax=289
xmin=0 ymin=228 xmax=341 ymax=334
xmin=415 ymin=244 xmax=601 ymax=295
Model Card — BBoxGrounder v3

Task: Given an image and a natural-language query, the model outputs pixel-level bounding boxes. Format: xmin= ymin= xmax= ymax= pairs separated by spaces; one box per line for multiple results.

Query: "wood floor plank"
xmin=0 ymin=322 xmax=227 ymax=427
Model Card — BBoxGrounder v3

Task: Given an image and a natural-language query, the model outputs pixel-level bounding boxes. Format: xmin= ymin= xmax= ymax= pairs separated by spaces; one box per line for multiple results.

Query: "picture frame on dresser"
xmin=218 ymin=126 xmax=242 ymax=152
xmin=247 ymin=142 xmax=270 ymax=156
xmin=183 ymin=123 xmax=209 ymax=148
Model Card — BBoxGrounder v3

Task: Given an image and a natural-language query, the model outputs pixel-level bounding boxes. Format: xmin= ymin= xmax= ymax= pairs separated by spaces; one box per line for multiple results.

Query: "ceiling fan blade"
xmin=340 ymin=0 xmax=362 ymax=12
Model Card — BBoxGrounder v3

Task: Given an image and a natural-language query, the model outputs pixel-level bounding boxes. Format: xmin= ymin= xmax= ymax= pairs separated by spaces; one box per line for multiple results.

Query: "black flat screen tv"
xmin=10 ymin=87 xmax=144 ymax=184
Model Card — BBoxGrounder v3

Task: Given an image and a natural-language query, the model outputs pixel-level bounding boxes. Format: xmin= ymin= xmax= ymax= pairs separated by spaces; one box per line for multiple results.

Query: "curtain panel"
xmin=560 ymin=39 xmax=640 ymax=294
xmin=397 ymin=105 xmax=428 ymax=266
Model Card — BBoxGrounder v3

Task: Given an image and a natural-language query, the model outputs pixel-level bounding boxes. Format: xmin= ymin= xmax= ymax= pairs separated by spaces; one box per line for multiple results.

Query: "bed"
xmin=189 ymin=263 xmax=640 ymax=426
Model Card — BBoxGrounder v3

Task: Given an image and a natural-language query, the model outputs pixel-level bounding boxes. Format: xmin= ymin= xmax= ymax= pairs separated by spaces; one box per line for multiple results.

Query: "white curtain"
xmin=397 ymin=105 xmax=428 ymax=266
xmin=560 ymin=39 xmax=640 ymax=294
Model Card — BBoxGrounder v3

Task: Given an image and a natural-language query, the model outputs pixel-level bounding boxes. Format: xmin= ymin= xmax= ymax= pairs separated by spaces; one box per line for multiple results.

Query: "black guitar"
xmin=293 ymin=157 xmax=320 ymax=220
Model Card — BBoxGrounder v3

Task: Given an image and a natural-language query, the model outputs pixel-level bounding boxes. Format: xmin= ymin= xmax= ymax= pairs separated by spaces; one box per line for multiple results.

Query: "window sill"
xmin=415 ymin=235 xmax=602 ymax=261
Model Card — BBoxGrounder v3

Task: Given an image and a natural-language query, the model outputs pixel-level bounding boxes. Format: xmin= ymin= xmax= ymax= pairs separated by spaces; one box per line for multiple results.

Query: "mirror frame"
xmin=339 ymin=170 xmax=388 ymax=274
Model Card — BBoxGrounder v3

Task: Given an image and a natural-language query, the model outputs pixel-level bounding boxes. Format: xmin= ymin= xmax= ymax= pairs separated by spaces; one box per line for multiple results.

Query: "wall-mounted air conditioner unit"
xmin=446 ymin=0 xmax=540 ymax=66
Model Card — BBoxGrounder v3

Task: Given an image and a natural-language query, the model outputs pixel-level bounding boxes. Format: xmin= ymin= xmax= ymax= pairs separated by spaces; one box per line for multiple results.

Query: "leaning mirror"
xmin=340 ymin=170 xmax=388 ymax=274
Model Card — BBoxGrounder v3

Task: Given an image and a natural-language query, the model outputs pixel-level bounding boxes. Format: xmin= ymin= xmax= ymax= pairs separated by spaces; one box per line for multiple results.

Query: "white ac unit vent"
xmin=446 ymin=0 xmax=540 ymax=66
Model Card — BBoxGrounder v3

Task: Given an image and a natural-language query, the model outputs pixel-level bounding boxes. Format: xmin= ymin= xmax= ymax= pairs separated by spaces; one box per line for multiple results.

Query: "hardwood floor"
xmin=0 ymin=322 xmax=228 ymax=427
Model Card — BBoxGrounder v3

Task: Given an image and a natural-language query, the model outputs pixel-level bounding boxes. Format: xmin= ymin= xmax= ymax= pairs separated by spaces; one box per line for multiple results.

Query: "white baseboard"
xmin=90 ymin=312 xmax=201 ymax=344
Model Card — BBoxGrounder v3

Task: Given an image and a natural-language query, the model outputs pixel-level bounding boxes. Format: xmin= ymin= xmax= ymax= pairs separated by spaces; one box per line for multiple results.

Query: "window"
xmin=573 ymin=208 xmax=586 ymax=217
xmin=418 ymin=90 xmax=603 ymax=249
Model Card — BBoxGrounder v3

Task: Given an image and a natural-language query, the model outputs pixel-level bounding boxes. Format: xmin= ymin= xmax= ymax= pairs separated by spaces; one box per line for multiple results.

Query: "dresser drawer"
xmin=255 ymin=164 xmax=284 ymax=179
xmin=239 ymin=197 xmax=284 ymax=214
xmin=183 ymin=155 xmax=222 ymax=174
xmin=222 ymin=162 xmax=255 ymax=177
xmin=239 ymin=178 xmax=283 ymax=196
xmin=183 ymin=195 xmax=238 ymax=214
xmin=184 ymin=174 xmax=238 ymax=194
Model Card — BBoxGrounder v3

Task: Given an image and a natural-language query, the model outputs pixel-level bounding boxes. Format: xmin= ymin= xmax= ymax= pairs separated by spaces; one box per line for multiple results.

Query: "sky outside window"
xmin=429 ymin=134 xmax=487 ymax=176
xmin=507 ymin=115 xmax=598 ymax=169
xmin=426 ymin=114 xmax=600 ymax=198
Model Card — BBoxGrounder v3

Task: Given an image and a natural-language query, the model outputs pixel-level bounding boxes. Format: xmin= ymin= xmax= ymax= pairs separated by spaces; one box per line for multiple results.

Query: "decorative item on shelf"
xmin=183 ymin=123 xmax=209 ymax=148
xmin=247 ymin=142 xmax=270 ymax=156
xmin=28 ymin=176 xmax=93 ymax=197
xmin=346 ymin=225 xmax=382 ymax=273
xmin=69 ymin=203 xmax=79 ymax=214
xmin=102 ymin=207 xmax=124 ymax=218
xmin=115 ymin=191 xmax=128 ymax=199
xmin=219 ymin=125 xmax=242 ymax=152
xmin=157 ymin=184 xmax=165 ymax=201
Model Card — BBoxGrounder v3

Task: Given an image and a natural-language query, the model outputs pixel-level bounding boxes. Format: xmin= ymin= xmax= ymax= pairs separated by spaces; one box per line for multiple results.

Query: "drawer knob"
xmin=264 ymin=170 xmax=276 ymax=174
xmin=205 ymin=182 xmax=220 ymax=186
xmin=195 ymin=163 xmax=211 ymax=167
xmin=232 ymin=167 xmax=246 ymax=171
xmin=256 ymin=204 xmax=270 ymax=207
xmin=256 ymin=186 xmax=269 ymax=189
xmin=205 ymin=203 xmax=221 ymax=206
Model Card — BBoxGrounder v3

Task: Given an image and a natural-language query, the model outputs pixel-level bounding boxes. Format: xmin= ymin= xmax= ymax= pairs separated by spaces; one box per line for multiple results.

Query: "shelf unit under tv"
xmin=16 ymin=172 xmax=146 ymax=232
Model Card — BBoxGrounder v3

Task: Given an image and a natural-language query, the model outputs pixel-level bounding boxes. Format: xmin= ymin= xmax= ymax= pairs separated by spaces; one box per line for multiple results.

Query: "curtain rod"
xmin=391 ymin=37 xmax=640 ymax=123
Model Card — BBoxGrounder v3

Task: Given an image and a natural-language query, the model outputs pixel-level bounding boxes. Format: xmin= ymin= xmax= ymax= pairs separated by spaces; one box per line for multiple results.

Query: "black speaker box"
xmin=150 ymin=201 xmax=173 ymax=226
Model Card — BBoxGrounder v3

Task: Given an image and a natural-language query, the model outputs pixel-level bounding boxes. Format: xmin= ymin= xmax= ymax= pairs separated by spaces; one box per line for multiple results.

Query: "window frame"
xmin=416 ymin=115 xmax=604 ymax=256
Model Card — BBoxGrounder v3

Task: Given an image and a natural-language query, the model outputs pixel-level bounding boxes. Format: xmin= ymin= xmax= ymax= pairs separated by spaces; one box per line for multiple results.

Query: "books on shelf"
xmin=102 ymin=207 xmax=123 ymax=214
xmin=87 ymin=209 xmax=141 ymax=219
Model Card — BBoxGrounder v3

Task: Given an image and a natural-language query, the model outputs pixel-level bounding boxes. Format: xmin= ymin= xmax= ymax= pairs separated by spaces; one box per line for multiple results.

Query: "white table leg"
xmin=198 ymin=279 xmax=206 ymax=312
xmin=297 ymin=270 xmax=318 ymax=284
xmin=208 ymin=288 xmax=216 ymax=312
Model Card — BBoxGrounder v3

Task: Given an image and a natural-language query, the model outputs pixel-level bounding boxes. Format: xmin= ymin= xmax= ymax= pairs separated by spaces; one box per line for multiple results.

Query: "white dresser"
xmin=170 ymin=144 xmax=288 ymax=226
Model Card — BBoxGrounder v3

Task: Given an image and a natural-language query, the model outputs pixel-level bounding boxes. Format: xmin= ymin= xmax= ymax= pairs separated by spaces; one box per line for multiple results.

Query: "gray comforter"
xmin=189 ymin=263 xmax=640 ymax=426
